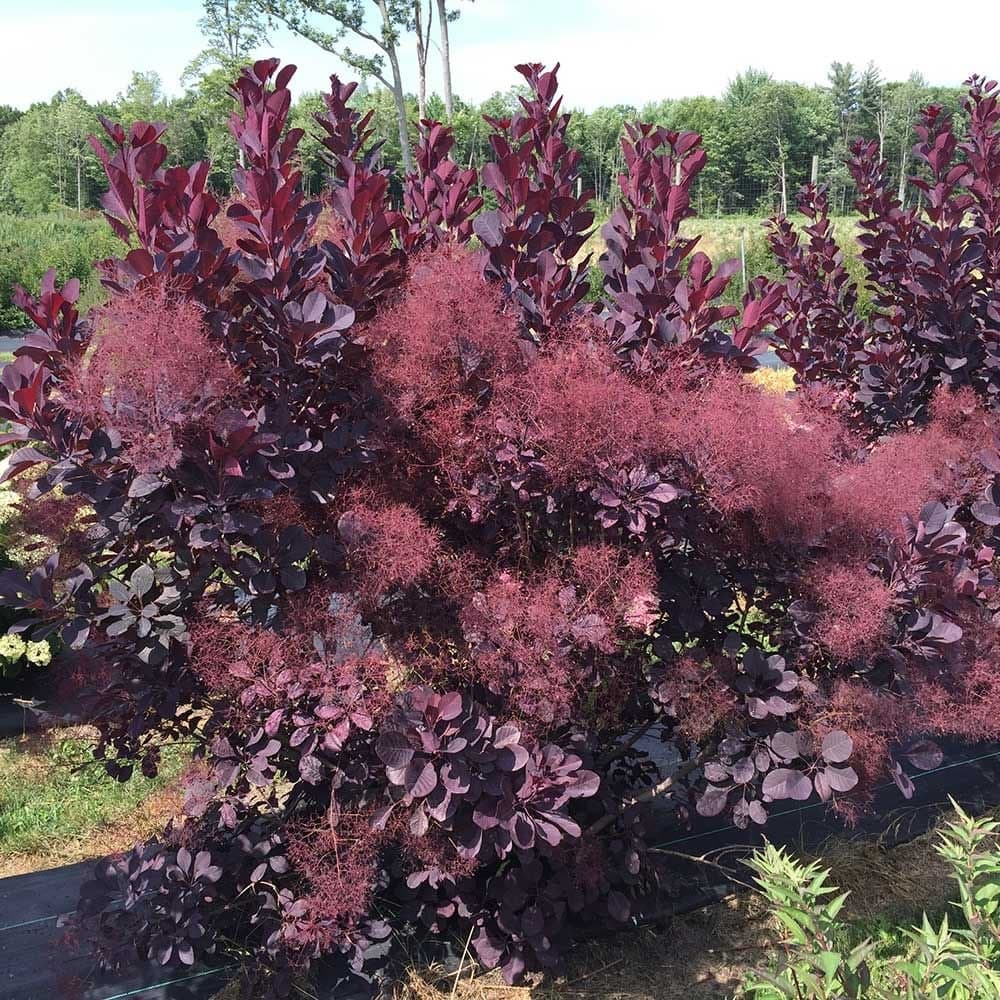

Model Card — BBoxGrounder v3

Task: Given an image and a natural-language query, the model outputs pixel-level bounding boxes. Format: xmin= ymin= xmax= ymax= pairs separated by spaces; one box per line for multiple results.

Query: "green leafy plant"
xmin=745 ymin=802 xmax=1000 ymax=999
xmin=0 ymin=211 xmax=121 ymax=329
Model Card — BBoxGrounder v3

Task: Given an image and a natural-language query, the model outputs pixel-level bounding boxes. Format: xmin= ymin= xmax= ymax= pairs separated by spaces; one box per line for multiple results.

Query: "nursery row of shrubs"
xmin=2 ymin=58 xmax=1000 ymax=997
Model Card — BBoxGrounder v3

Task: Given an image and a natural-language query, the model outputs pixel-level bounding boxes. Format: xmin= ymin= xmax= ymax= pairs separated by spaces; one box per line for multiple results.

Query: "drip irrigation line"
xmin=0 ymin=913 xmax=62 ymax=933
xmin=99 ymin=965 xmax=235 ymax=1000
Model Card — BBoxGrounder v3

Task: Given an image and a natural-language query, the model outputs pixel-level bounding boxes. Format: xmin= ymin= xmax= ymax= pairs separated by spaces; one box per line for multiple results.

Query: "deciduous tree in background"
xmin=410 ymin=0 xmax=433 ymax=121
xmin=264 ymin=0 xmax=414 ymax=171
xmin=434 ymin=0 xmax=464 ymax=122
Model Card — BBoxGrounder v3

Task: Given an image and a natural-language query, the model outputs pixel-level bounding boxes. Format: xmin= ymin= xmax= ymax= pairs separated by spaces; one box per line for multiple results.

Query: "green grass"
xmin=0 ymin=210 xmax=122 ymax=329
xmin=0 ymin=731 xmax=186 ymax=860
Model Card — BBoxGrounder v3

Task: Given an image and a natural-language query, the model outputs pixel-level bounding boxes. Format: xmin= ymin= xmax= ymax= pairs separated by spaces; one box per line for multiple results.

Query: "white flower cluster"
xmin=0 ymin=632 xmax=52 ymax=667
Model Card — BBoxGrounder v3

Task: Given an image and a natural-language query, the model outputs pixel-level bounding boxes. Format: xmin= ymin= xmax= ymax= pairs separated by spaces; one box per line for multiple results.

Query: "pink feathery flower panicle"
xmin=489 ymin=326 xmax=660 ymax=486
xmin=457 ymin=550 xmax=659 ymax=731
xmin=569 ymin=545 xmax=660 ymax=631
xmin=371 ymin=244 xmax=522 ymax=445
xmin=808 ymin=560 xmax=894 ymax=662
xmin=283 ymin=811 xmax=383 ymax=952
xmin=651 ymin=367 xmax=838 ymax=545
xmin=915 ymin=656 xmax=1000 ymax=744
xmin=826 ymin=413 xmax=985 ymax=547
xmin=62 ymin=281 xmax=236 ymax=472
xmin=187 ymin=614 xmax=291 ymax=699
xmin=398 ymin=823 xmax=480 ymax=880
xmin=652 ymin=654 xmax=738 ymax=742
xmin=459 ymin=569 xmax=582 ymax=728
xmin=338 ymin=498 xmax=442 ymax=605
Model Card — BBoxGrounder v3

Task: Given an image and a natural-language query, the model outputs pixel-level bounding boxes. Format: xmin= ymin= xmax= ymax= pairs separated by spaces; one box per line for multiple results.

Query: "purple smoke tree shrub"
xmin=3 ymin=59 xmax=1000 ymax=998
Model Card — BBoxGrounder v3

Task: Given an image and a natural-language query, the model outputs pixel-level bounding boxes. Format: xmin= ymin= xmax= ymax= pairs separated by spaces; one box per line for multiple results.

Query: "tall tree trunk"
xmin=375 ymin=0 xmax=412 ymax=172
xmin=413 ymin=0 xmax=432 ymax=122
xmin=435 ymin=0 xmax=454 ymax=122
xmin=778 ymin=139 xmax=788 ymax=216
xmin=387 ymin=52 xmax=412 ymax=172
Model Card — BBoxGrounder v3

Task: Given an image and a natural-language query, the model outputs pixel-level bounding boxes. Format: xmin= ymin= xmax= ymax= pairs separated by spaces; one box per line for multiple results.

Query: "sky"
xmin=3 ymin=0 xmax=1000 ymax=112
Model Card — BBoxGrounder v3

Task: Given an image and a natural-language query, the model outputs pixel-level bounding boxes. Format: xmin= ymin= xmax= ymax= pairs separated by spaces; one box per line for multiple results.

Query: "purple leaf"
xmin=762 ymin=768 xmax=813 ymax=802
xmin=821 ymin=730 xmax=853 ymax=764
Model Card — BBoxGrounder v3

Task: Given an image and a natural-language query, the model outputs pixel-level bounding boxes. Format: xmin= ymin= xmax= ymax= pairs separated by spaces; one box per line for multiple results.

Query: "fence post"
xmin=739 ymin=226 xmax=748 ymax=294
xmin=811 ymin=154 xmax=819 ymax=186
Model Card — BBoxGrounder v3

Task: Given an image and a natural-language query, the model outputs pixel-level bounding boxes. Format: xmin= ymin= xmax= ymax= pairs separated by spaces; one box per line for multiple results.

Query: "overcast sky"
xmin=3 ymin=0 xmax=1000 ymax=111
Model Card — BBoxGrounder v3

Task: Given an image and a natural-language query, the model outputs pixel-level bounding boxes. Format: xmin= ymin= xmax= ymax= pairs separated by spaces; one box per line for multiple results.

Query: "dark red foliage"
xmin=768 ymin=76 xmax=1000 ymax=430
xmin=5 ymin=59 xmax=1000 ymax=998
xmin=87 ymin=116 xmax=232 ymax=302
xmin=474 ymin=63 xmax=595 ymax=338
xmin=402 ymin=120 xmax=483 ymax=252
xmin=315 ymin=75 xmax=406 ymax=321
xmin=601 ymin=124 xmax=780 ymax=372
xmin=765 ymin=184 xmax=868 ymax=388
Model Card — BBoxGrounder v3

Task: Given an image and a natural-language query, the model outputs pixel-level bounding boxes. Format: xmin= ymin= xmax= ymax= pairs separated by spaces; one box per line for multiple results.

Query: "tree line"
xmin=0 ymin=0 xmax=970 ymax=218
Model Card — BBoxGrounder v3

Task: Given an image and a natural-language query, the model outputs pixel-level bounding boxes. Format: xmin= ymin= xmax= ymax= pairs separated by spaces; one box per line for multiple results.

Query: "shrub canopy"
xmin=3 ymin=59 xmax=1000 ymax=996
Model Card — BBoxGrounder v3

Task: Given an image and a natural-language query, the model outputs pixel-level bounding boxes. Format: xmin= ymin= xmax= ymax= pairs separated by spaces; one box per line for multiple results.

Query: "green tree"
xmin=115 ymin=71 xmax=167 ymax=125
xmin=0 ymin=92 xmax=100 ymax=212
xmin=264 ymin=0 xmax=415 ymax=171
xmin=725 ymin=73 xmax=836 ymax=214
xmin=434 ymin=0 xmax=465 ymax=123
xmin=0 ymin=106 xmax=22 ymax=143
xmin=195 ymin=0 xmax=270 ymax=71
xmin=827 ymin=60 xmax=860 ymax=143
xmin=885 ymin=72 xmax=928 ymax=203
xmin=289 ymin=91 xmax=329 ymax=194
xmin=181 ymin=66 xmax=241 ymax=192
xmin=410 ymin=0 xmax=433 ymax=121
xmin=567 ymin=104 xmax=627 ymax=205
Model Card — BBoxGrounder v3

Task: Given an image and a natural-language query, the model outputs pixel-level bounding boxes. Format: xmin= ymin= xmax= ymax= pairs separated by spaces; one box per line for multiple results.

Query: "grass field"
xmin=1 ymin=209 xmax=869 ymax=331
xmin=0 ymin=727 xmax=187 ymax=877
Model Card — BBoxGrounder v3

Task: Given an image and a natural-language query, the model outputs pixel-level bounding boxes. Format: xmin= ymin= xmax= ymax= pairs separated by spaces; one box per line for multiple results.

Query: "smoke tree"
xmin=4 ymin=59 xmax=1000 ymax=997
